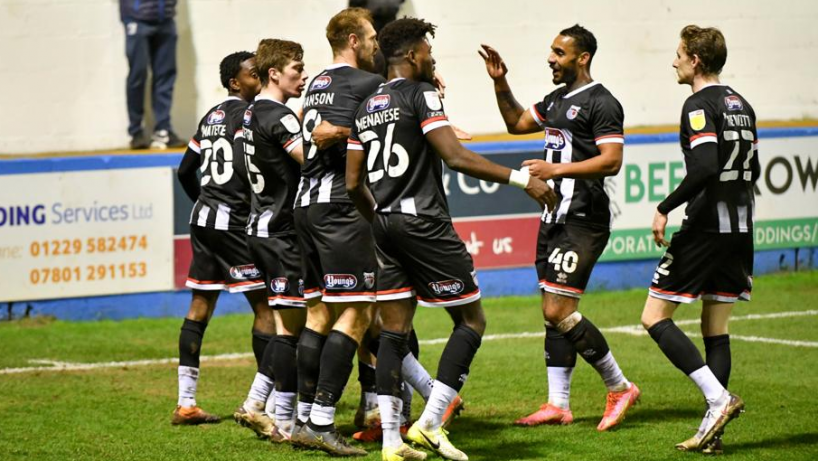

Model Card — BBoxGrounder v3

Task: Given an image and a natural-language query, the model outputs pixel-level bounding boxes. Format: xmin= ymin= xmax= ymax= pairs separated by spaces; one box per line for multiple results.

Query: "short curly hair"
xmin=378 ymin=17 xmax=436 ymax=61
xmin=680 ymin=25 xmax=727 ymax=76
xmin=219 ymin=51 xmax=255 ymax=90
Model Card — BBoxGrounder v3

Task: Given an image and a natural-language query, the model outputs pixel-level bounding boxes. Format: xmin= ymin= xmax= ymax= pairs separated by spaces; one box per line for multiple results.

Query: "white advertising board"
xmin=0 ymin=168 xmax=174 ymax=301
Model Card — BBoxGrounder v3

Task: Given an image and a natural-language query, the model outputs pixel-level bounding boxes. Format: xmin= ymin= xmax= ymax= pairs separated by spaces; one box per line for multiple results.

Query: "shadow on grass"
xmin=730 ymin=432 xmax=818 ymax=451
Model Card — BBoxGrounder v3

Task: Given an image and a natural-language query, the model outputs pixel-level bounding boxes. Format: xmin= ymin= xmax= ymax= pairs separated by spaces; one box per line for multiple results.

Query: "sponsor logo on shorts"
xmin=724 ymin=95 xmax=743 ymax=111
xmin=363 ymin=272 xmax=375 ymax=290
xmin=428 ymin=279 xmax=464 ymax=296
xmin=543 ymin=128 xmax=567 ymax=150
xmin=271 ymin=277 xmax=289 ymax=293
xmin=324 ymin=274 xmax=357 ymax=289
xmin=557 ymin=272 xmax=568 ymax=284
xmin=311 ymin=75 xmax=332 ymax=90
xmin=229 ymin=264 xmax=261 ymax=280
xmin=207 ymin=109 xmax=226 ymax=125
xmin=367 ymin=94 xmax=390 ymax=113
xmin=298 ymin=279 xmax=304 ymax=295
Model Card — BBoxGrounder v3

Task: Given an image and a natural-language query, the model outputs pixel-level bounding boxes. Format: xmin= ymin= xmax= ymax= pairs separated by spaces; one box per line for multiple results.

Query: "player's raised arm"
xmin=426 ymin=125 xmax=557 ymax=211
xmin=479 ymin=44 xmax=542 ymax=135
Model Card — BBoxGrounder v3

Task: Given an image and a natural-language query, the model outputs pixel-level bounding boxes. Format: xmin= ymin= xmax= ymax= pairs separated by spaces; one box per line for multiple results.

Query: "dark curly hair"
xmin=378 ymin=17 xmax=436 ymax=61
xmin=219 ymin=51 xmax=255 ymax=90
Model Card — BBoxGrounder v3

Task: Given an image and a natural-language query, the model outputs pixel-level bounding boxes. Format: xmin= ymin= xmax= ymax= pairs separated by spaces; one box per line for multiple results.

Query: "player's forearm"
xmin=657 ymin=145 xmax=719 ymax=214
xmin=551 ymin=155 xmax=621 ymax=180
xmin=492 ymin=77 xmax=526 ymax=133
xmin=447 ymin=145 xmax=515 ymax=185
xmin=177 ymin=150 xmax=201 ymax=201
xmin=313 ymin=123 xmax=351 ymax=150
xmin=347 ymin=184 xmax=376 ymax=222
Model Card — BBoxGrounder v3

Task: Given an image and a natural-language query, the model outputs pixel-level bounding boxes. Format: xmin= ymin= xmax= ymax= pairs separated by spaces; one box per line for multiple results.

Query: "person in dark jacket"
xmin=120 ymin=0 xmax=185 ymax=149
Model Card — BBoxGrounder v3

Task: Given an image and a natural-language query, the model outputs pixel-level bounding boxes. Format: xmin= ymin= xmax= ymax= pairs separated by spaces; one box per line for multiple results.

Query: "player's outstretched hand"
xmin=652 ymin=209 xmax=670 ymax=247
xmin=522 ymin=159 xmax=559 ymax=181
xmin=478 ymin=44 xmax=508 ymax=80
xmin=525 ymin=177 xmax=558 ymax=212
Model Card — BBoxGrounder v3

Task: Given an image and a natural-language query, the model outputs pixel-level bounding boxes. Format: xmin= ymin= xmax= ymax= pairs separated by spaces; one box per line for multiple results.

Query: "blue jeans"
xmin=124 ymin=19 xmax=177 ymax=135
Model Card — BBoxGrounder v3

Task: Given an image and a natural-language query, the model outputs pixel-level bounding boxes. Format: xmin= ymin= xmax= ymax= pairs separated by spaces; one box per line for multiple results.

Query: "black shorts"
xmin=294 ymin=204 xmax=377 ymax=304
xmin=248 ymin=233 xmax=306 ymax=309
xmin=186 ymin=225 xmax=264 ymax=293
xmin=649 ymin=228 xmax=753 ymax=304
xmin=373 ymin=213 xmax=480 ymax=308
xmin=535 ymin=221 xmax=609 ymax=298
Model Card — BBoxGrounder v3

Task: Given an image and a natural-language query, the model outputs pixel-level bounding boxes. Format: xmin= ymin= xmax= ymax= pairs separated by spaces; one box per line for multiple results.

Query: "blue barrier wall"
xmin=2 ymin=127 xmax=816 ymax=321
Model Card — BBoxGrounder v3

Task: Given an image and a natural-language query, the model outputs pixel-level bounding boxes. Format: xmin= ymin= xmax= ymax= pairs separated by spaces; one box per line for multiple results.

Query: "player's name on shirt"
xmin=355 ymin=106 xmax=401 ymax=131
xmin=303 ymin=92 xmax=336 ymax=108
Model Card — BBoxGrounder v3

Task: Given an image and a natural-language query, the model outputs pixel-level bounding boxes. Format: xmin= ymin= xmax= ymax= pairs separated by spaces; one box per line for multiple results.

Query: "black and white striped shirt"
xmin=186 ymin=97 xmax=251 ymax=232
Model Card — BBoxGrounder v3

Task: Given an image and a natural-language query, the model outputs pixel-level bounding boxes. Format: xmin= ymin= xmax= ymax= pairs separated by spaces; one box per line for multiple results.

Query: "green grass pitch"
xmin=1 ymin=271 xmax=817 ymax=460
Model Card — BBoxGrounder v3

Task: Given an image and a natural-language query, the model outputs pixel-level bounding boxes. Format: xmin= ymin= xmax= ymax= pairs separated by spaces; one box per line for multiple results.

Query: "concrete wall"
xmin=2 ymin=0 xmax=817 ymax=155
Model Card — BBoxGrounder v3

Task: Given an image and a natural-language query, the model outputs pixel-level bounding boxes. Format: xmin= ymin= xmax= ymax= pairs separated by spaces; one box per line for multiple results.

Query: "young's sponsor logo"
xmin=271 ymin=277 xmax=289 ymax=293
xmin=207 ymin=110 xmax=226 ymax=125
xmin=324 ymin=274 xmax=358 ymax=289
xmin=367 ymin=95 xmax=391 ymax=113
xmin=428 ymin=279 xmax=465 ymax=296
xmin=311 ymin=75 xmax=332 ymax=90
xmin=724 ymin=95 xmax=743 ymax=111
xmin=543 ymin=128 xmax=567 ymax=150
xmin=229 ymin=264 xmax=261 ymax=280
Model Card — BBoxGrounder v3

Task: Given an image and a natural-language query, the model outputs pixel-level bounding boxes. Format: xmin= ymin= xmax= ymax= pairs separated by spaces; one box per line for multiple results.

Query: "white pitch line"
xmin=2 ymin=310 xmax=816 ymax=375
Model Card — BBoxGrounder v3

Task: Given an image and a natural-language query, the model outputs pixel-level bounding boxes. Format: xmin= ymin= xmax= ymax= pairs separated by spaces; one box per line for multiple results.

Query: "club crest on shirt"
xmin=311 ymin=75 xmax=332 ymax=91
xmin=363 ymin=272 xmax=375 ymax=289
xmin=271 ymin=277 xmax=289 ymax=293
xmin=324 ymin=274 xmax=358 ymax=289
xmin=243 ymin=109 xmax=252 ymax=126
xmin=543 ymin=128 xmax=567 ymax=150
xmin=281 ymin=114 xmax=301 ymax=134
xmin=367 ymin=95 xmax=391 ymax=113
xmin=207 ymin=110 xmax=226 ymax=125
xmin=566 ymin=105 xmax=581 ymax=120
xmin=724 ymin=95 xmax=743 ymax=111
xmin=229 ymin=264 xmax=261 ymax=280
xmin=423 ymin=91 xmax=442 ymax=111
xmin=688 ymin=109 xmax=706 ymax=131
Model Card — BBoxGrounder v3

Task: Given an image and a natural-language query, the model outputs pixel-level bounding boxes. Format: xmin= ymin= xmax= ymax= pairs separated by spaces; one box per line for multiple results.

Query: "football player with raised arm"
xmin=480 ymin=24 xmax=640 ymax=432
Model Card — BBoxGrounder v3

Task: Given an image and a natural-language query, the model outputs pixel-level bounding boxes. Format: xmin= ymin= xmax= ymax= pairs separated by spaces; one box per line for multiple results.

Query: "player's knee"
xmin=641 ymin=310 xmax=666 ymax=330
xmin=457 ymin=304 xmax=486 ymax=336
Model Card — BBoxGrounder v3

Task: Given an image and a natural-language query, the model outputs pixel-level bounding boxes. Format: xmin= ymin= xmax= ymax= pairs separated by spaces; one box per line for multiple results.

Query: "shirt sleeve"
xmin=530 ymin=98 xmax=548 ymax=128
xmin=270 ymin=109 xmax=304 ymax=153
xmin=413 ymin=82 xmax=450 ymax=135
xmin=347 ymin=106 xmax=364 ymax=151
xmin=177 ymin=120 xmax=204 ymax=201
xmin=681 ymin=97 xmax=718 ymax=149
xmin=591 ymin=94 xmax=625 ymax=146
